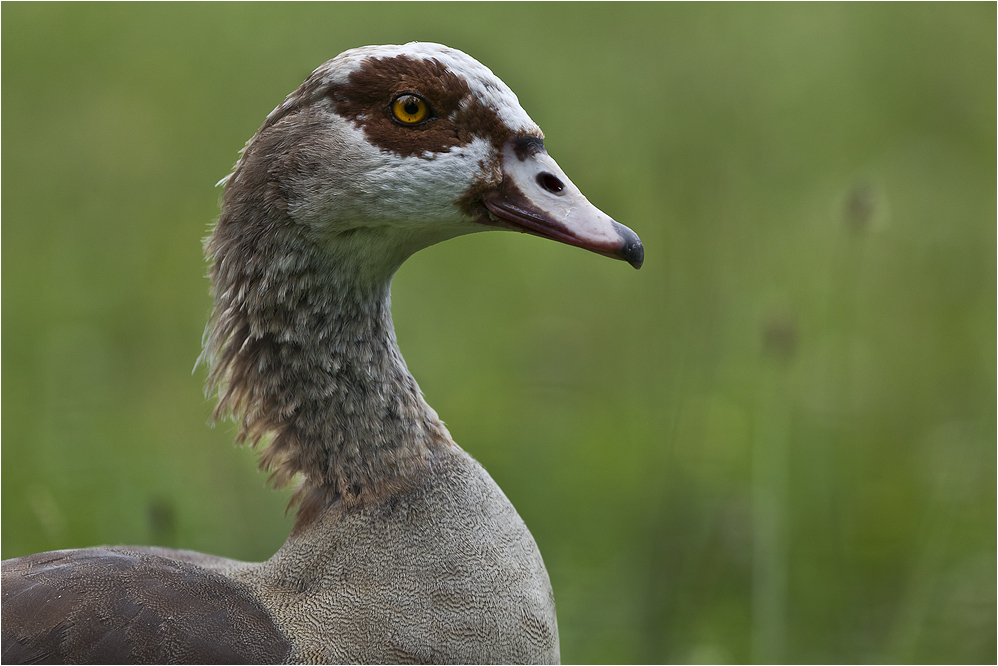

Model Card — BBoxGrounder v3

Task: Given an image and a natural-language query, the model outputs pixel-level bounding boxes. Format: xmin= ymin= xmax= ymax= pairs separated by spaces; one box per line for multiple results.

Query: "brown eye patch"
xmin=328 ymin=55 xmax=513 ymax=159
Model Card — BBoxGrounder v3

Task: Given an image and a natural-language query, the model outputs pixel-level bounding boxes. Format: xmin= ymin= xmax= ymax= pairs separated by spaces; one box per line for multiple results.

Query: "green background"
xmin=3 ymin=3 xmax=994 ymax=663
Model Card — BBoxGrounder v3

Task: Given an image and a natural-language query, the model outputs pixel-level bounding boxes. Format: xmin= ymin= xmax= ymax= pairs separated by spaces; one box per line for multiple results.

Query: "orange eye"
xmin=390 ymin=93 xmax=432 ymax=125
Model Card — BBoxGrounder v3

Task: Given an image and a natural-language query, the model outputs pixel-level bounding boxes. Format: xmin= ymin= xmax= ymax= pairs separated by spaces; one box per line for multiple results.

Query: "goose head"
xmin=205 ymin=42 xmax=643 ymax=515
xmin=217 ymin=42 xmax=642 ymax=288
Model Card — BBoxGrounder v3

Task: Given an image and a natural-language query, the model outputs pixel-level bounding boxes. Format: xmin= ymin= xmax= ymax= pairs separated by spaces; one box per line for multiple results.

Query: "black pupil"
xmin=404 ymin=100 xmax=420 ymax=116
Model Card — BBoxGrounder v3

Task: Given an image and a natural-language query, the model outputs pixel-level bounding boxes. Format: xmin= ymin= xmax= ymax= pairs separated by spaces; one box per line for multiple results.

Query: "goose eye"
xmin=390 ymin=93 xmax=432 ymax=125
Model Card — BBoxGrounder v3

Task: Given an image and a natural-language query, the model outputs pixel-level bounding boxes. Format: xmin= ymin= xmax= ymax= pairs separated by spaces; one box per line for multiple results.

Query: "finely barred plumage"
xmin=2 ymin=42 xmax=642 ymax=664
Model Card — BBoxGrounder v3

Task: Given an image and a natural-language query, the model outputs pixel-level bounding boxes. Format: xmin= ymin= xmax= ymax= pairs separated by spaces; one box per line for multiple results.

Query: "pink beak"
xmin=480 ymin=137 xmax=643 ymax=269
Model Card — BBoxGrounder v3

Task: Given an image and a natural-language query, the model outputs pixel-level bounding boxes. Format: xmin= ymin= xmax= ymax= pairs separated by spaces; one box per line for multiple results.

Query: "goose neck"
xmin=204 ymin=224 xmax=451 ymax=524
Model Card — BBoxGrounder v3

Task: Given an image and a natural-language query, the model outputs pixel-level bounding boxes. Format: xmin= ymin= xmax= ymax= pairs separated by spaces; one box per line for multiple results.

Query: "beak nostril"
xmin=537 ymin=172 xmax=565 ymax=194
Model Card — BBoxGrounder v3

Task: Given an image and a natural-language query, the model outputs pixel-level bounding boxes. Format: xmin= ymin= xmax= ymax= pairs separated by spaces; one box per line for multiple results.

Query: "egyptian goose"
xmin=1 ymin=42 xmax=643 ymax=664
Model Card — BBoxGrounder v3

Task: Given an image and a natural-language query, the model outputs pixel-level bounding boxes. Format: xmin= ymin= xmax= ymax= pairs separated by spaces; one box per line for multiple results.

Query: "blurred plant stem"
xmin=751 ymin=182 xmax=876 ymax=661
xmin=752 ymin=315 xmax=795 ymax=662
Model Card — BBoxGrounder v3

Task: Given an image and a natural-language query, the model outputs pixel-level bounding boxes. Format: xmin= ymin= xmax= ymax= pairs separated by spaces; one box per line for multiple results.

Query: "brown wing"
xmin=1 ymin=547 xmax=291 ymax=664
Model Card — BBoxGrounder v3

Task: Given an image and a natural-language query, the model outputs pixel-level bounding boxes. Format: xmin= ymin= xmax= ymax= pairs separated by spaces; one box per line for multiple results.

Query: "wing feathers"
xmin=1 ymin=547 xmax=291 ymax=665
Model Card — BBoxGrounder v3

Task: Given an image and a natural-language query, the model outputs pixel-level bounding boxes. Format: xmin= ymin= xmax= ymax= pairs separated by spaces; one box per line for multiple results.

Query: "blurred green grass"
xmin=2 ymin=3 xmax=994 ymax=663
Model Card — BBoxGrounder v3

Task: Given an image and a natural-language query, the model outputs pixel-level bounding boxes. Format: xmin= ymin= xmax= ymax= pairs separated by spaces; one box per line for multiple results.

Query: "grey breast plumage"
xmin=231 ymin=447 xmax=558 ymax=664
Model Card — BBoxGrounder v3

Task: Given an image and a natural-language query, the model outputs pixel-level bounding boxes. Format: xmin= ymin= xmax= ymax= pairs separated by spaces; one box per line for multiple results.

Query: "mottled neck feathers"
xmin=202 ymin=162 xmax=451 ymax=527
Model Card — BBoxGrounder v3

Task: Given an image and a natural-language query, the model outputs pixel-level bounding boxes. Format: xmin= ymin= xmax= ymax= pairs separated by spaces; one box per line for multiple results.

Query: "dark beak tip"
xmin=625 ymin=241 xmax=644 ymax=269
xmin=612 ymin=221 xmax=644 ymax=269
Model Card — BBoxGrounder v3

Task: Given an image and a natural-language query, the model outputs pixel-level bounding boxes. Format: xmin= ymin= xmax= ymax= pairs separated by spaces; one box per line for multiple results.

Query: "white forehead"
xmin=304 ymin=42 xmax=538 ymax=134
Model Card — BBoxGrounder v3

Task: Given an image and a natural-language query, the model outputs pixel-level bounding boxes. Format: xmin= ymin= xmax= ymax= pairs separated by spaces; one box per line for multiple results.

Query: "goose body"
xmin=2 ymin=42 xmax=642 ymax=664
